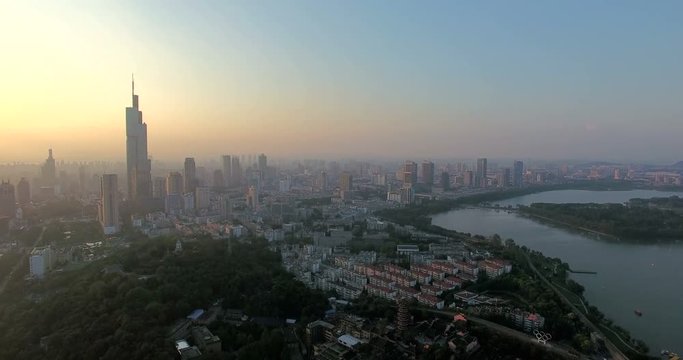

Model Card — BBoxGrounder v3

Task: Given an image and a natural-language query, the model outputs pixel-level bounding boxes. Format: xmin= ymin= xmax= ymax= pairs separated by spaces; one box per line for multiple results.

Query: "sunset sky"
xmin=1 ymin=1 xmax=682 ymax=163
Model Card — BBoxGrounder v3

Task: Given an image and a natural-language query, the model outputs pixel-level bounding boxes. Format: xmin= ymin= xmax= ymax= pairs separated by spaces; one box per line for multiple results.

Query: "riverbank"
xmin=519 ymin=211 xmax=621 ymax=241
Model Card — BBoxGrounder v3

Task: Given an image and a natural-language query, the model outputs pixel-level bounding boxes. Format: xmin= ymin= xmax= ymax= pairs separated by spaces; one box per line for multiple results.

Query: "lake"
xmin=432 ymin=189 xmax=683 ymax=354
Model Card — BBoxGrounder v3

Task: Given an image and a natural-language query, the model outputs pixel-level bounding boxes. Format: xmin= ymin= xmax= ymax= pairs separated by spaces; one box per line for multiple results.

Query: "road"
xmin=0 ymin=225 xmax=46 ymax=295
xmin=425 ymin=308 xmax=585 ymax=359
xmin=522 ymin=251 xmax=630 ymax=360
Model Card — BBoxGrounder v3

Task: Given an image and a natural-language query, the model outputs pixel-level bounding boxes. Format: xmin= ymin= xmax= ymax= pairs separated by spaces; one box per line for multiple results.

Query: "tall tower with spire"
xmin=41 ymin=149 xmax=56 ymax=185
xmin=126 ymin=75 xmax=152 ymax=201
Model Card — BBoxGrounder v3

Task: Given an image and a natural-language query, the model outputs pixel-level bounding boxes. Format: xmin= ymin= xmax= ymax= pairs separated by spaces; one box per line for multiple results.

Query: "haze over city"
xmin=2 ymin=0 xmax=682 ymax=163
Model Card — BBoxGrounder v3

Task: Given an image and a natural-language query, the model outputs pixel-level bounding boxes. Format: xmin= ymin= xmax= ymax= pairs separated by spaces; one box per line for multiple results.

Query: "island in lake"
xmin=518 ymin=196 xmax=683 ymax=241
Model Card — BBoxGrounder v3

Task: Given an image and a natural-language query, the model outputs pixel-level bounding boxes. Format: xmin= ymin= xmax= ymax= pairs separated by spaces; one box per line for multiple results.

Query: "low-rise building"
xmin=420 ymin=284 xmax=442 ymax=297
xmin=396 ymin=244 xmax=419 ymax=256
xmin=416 ymin=293 xmax=445 ymax=309
xmin=191 ymin=326 xmax=221 ymax=355
xmin=365 ymin=283 xmax=396 ymax=300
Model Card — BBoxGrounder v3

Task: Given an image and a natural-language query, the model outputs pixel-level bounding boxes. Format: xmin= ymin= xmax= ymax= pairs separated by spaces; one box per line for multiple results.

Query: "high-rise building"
xmin=513 ymin=161 xmax=524 ymax=188
xmin=497 ymin=168 xmax=511 ymax=188
xmin=126 ymin=78 xmax=152 ymax=201
xmin=231 ymin=157 xmax=242 ymax=187
xmin=78 ymin=166 xmax=87 ymax=194
xmin=17 ymin=177 xmax=30 ymax=205
xmin=184 ymin=157 xmax=197 ymax=194
xmin=222 ymin=155 xmax=232 ymax=187
xmin=99 ymin=174 xmax=119 ymax=235
xmin=220 ymin=195 xmax=231 ymax=220
xmin=0 ymin=181 xmax=16 ymax=218
xmin=258 ymin=153 xmax=267 ymax=175
xmin=319 ymin=171 xmax=328 ymax=192
xmin=41 ymin=149 xmax=56 ymax=185
xmin=440 ymin=171 xmax=450 ymax=190
xmin=421 ymin=161 xmax=435 ymax=185
xmin=402 ymin=161 xmax=418 ymax=185
xmin=246 ymin=185 xmax=259 ymax=210
xmin=340 ymin=172 xmax=353 ymax=192
xmin=152 ymin=177 xmax=167 ymax=200
xmin=195 ymin=187 xmax=211 ymax=210
xmin=476 ymin=158 xmax=487 ymax=188
xmin=463 ymin=170 xmax=474 ymax=187
xmin=213 ymin=170 xmax=224 ymax=188
xmin=166 ymin=172 xmax=184 ymax=195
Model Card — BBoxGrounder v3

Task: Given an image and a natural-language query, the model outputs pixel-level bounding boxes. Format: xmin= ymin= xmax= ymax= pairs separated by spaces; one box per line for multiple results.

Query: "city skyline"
xmin=2 ymin=1 xmax=683 ymax=163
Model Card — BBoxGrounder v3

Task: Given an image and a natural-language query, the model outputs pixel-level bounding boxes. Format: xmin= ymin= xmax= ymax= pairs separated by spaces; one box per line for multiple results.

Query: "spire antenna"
xmin=132 ymin=73 xmax=135 ymax=95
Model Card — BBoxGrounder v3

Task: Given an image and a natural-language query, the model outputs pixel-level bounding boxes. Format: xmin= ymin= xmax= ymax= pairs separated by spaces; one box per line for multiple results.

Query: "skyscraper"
xmin=463 ymin=170 xmax=474 ymax=187
xmin=231 ymin=157 xmax=242 ymax=187
xmin=0 ymin=181 xmax=16 ymax=218
xmin=440 ymin=171 xmax=450 ymax=190
xmin=258 ymin=153 xmax=267 ymax=172
xmin=498 ymin=168 xmax=511 ymax=188
xmin=319 ymin=171 xmax=328 ymax=192
xmin=166 ymin=172 xmax=184 ymax=195
xmin=402 ymin=161 xmax=418 ymax=185
xmin=513 ymin=161 xmax=524 ymax=188
xmin=184 ymin=157 xmax=196 ymax=194
xmin=246 ymin=185 xmax=259 ymax=210
xmin=41 ymin=149 xmax=56 ymax=185
xmin=213 ymin=170 xmax=225 ymax=188
xmin=152 ymin=176 xmax=167 ymax=200
xmin=99 ymin=174 xmax=119 ymax=235
xmin=476 ymin=158 xmax=487 ymax=188
xmin=421 ymin=161 xmax=435 ymax=185
xmin=126 ymin=78 xmax=152 ymax=201
xmin=222 ymin=155 xmax=232 ymax=186
xmin=165 ymin=172 xmax=184 ymax=214
xmin=17 ymin=177 xmax=30 ymax=205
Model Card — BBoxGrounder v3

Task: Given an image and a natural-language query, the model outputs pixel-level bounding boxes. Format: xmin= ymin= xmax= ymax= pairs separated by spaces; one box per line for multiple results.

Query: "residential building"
xmin=195 ymin=187 xmax=211 ymax=210
xmin=246 ymin=185 xmax=259 ymax=210
xmin=17 ymin=177 xmax=30 ymax=205
xmin=231 ymin=157 xmax=242 ymax=186
xmin=153 ymin=176 xmax=167 ymax=200
xmin=402 ymin=161 xmax=418 ymax=185
xmin=475 ymin=158 xmax=487 ymax=188
xmin=513 ymin=161 xmax=524 ymax=187
xmin=421 ymin=161 xmax=435 ymax=185
xmin=0 ymin=181 xmax=16 ymax=218
xmin=184 ymin=157 xmax=197 ymax=194
xmin=29 ymin=246 xmax=54 ymax=278
xmin=99 ymin=174 xmax=120 ymax=235
xmin=222 ymin=155 xmax=232 ymax=186
xmin=340 ymin=172 xmax=353 ymax=192
xmin=463 ymin=170 xmax=474 ymax=187
xmin=440 ymin=171 xmax=450 ymax=190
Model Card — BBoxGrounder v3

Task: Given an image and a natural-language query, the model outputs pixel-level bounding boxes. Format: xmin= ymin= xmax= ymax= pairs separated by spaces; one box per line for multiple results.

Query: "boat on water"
xmin=634 ymin=309 xmax=643 ymax=317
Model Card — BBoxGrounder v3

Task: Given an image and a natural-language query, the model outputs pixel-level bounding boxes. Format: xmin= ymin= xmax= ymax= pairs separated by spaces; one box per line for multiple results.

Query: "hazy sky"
xmin=1 ymin=1 xmax=682 ymax=163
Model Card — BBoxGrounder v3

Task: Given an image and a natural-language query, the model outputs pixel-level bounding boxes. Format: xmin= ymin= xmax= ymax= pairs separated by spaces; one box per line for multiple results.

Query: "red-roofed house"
xmin=420 ymin=284 xmax=443 ymax=296
xmin=416 ymin=293 xmax=445 ymax=309
xmin=365 ymin=283 xmax=397 ymax=300
xmin=395 ymin=285 xmax=420 ymax=299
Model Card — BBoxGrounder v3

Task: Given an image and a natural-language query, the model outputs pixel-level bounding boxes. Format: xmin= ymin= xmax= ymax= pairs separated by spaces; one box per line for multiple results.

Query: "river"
xmin=431 ymin=189 xmax=683 ymax=354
